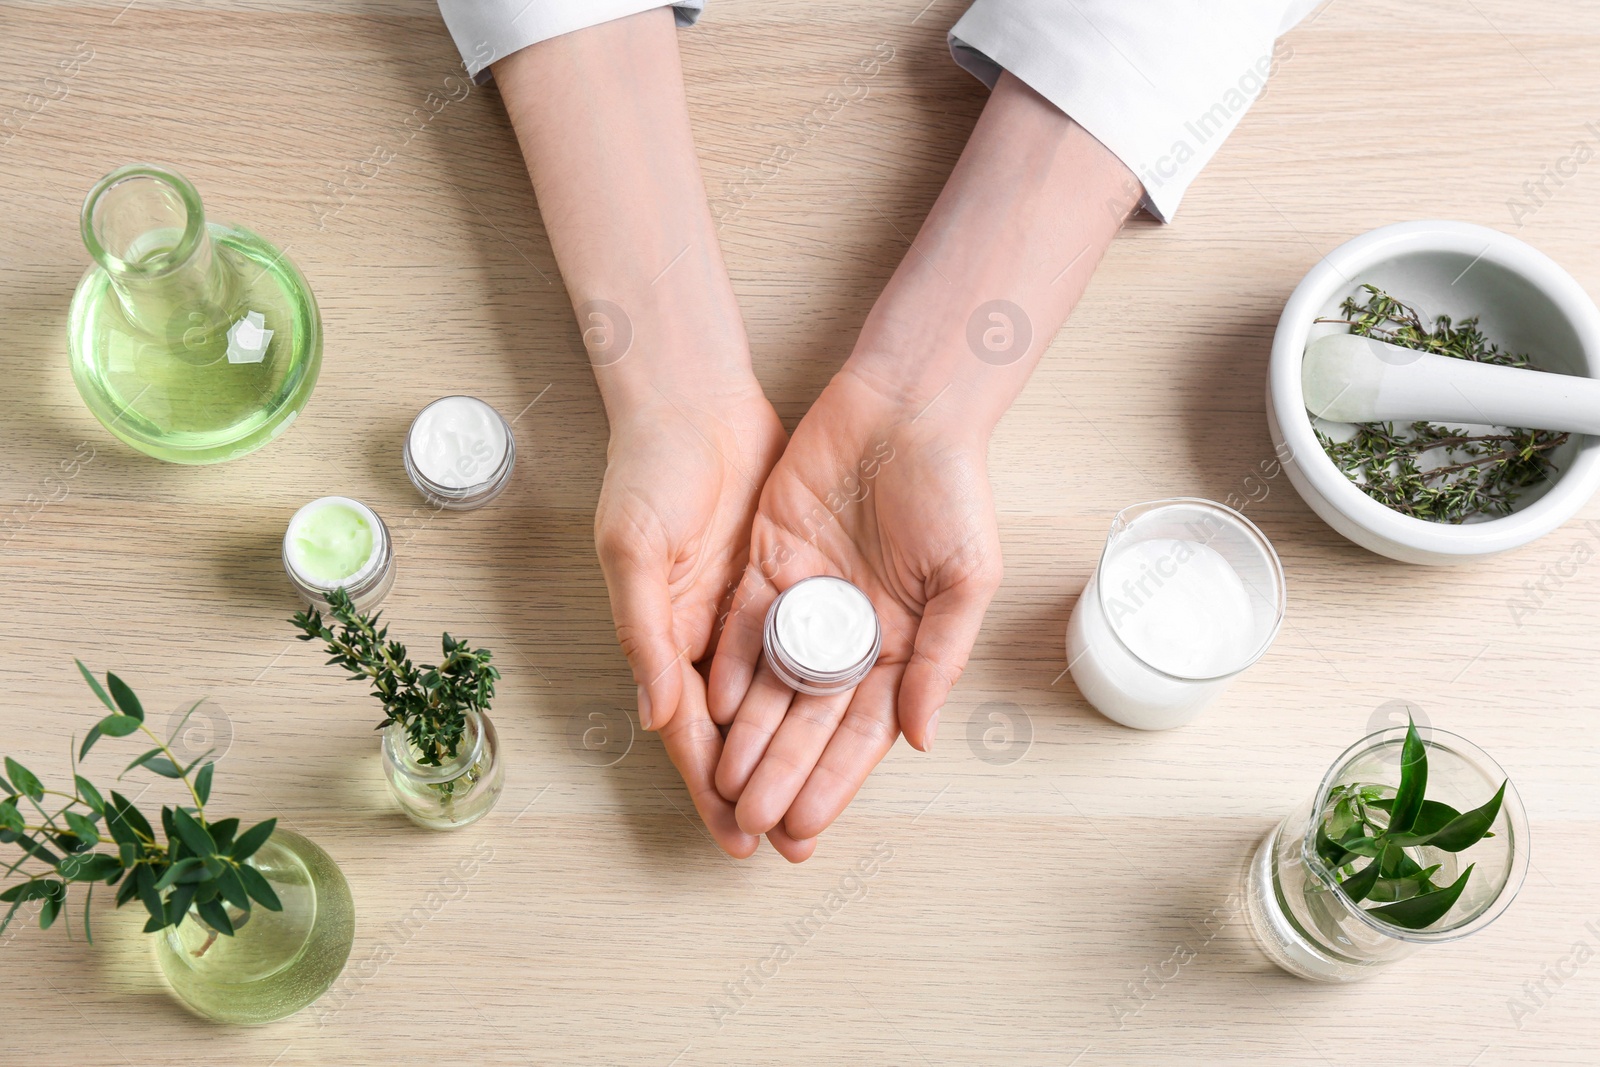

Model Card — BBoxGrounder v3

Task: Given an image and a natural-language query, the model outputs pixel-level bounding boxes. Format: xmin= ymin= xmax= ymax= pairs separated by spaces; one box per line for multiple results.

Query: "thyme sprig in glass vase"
xmin=293 ymin=588 xmax=505 ymax=829
xmin=1 ymin=662 xmax=354 ymax=1024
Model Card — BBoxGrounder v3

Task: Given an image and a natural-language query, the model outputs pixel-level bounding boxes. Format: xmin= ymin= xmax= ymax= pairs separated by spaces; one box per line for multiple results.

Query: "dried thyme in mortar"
xmin=1313 ymin=285 xmax=1569 ymax=523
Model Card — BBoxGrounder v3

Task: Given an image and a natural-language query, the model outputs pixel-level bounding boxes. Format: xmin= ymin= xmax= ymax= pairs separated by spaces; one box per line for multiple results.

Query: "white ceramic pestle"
xmin=1302 ymin=332 xmax=1600 ymax=433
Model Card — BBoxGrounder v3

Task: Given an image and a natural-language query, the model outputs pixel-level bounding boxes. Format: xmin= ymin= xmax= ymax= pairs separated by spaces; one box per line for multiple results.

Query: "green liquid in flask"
xmin=68 ymin=164 xmax=321 ymax=464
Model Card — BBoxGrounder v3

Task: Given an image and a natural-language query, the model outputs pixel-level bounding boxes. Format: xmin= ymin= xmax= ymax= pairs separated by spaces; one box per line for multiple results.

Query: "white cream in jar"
xmin=763 ymin=576 xmax=881 ymax=695
xmin=403 ymin=396 xmax=515 ymax=509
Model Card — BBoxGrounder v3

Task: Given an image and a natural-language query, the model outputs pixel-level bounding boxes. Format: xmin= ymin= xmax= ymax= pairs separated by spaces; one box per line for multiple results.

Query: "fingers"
xmin=708 ymin=564 xmax=776 ymax=725
xmin=896 ymin=576 xmax=997 ymax=752
xmin=714 ymin=658 xmax=795 ymax=803
xmin=734 ymin=687 xmax=853 ymax=835
xmin=783 ymin=665 xmax=902 ymax=840
xmin=765 ymin=823 xmax=817 ymax=864
xmin=596 ymin=532 xmax=685 ymax=733
xmin=657 ymin=659 xmax=759 ymax=859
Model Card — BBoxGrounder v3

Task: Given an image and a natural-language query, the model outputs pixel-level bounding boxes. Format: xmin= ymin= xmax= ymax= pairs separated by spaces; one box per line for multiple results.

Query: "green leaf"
xmin=1368 ymin=863 xmax=1443 ymax=903
xmin=154 ymin=856 xmax=205 ymax=891
xmin=1340 ymin=854 xmax=1384 ymax=903
xmin=78 ymin=726 xmax=103 ymax=762
xmin=236 ymin=863 xmax=282 ymax=911
xmin=13 ymin=833 xmax=59 ymax=867
xmin=105 ymin=792 xmax=153 ymax=846
xmin=140 ymin=757 xmax=184 ymax=779
xmin=114 ymin=871 xmax=140 ymax=907
xmin=122 ymin=747 xmax=165 ymax=776
xmin=230 ymin=819 xmax=276 ymax=862
xmin=164 ymin=881 xmax=198 ymax=927
xmin=215 ymin=865 xmax=250 ymax=911
xmin=37 ymin=881 xmax=66 ymax=930
xmin=96 ymin=713 xmax=141 ymax=740
xmin=170 ymin=809 xmax=215 ymax=858
xmin=74 ymin=776 xmax=104 ymax=814
xmin=1388 ymin=719 xmax=1429 ymax=835
xmin=1367 ymin=864 xmax=1475 ymax=931
xmin=1315 ymin=825 xmax=1356 ymax=870
xmin=135 ymin=864 xmax=163 ymax=924
xmin=4 ymin=758 xmax=43 ymax=802
xmin=1395 ymin=781 xmax=1508 ymax=853
xmin=1335 ymin=835 xmax=1383 ymax=858
xmin=195 ymin=896 xmax=234 ymax=937
xmin=0 ymin=879 xmax=59 ymax=904
xmin=0 ymin=800 xmax=23 ymax=835
xmin=1378 ymin=843 xmax=1422 ymax=879
xmin=207 ymin=818 xmax=239 ymax=853
xmin=105 ymin=673 xmax=144 ymax=723
xmin=1382 ymin=798 xmax=1462 ymax=841
xmin=58 ymin=852 xmax=121 ymax=882
xmin=63 ymin=810 xmax=100 ymax=845
xmin=164 ymin=699 xmax=204 ymax=750
xmin=194 ymin=763 xmax=214 ymax=806
xmin=76 ymin=659 xmax=117 ymax=714
xmin=83 ymin=883 xmax=94 ymax=945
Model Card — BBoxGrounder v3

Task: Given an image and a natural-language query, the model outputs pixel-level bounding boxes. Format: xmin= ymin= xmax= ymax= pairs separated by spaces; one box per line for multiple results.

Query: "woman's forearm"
xmin=843 ymin=72 xmax=1141 ymax=434
xmin=492 ymin=8 xmax=751 ymax=419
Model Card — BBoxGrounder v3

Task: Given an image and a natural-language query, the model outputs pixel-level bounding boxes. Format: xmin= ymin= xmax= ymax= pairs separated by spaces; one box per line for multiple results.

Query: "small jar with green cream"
xmin=282 ymin=496 xmax=395 ymax=612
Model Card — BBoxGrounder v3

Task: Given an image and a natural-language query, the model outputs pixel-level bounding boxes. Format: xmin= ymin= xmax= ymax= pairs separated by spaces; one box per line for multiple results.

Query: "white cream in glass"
xmin=1067 ymin=498 xmax=1285 ymax=730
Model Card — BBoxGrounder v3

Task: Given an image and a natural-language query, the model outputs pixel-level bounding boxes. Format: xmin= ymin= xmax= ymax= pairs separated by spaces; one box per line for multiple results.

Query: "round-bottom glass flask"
xmin=68 ymin=164 xmax=321 ymax=464
xmin=153 ymin=829 xmax=355 ymax=1024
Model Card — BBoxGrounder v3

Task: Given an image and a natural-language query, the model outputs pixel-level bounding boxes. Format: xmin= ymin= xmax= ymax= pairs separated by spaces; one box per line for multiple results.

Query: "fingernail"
xmin=925 ymin=710 xmax=941 ymax=752
xmin=637 ymin=684 xmax=653 ymax=730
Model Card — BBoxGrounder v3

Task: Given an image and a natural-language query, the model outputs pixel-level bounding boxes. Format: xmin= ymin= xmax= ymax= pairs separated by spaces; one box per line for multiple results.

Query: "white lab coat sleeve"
xmin=436 ymin=1 xmax=705 ymax=84
xmin=948 ymin=0 xmax=1319 ymax=221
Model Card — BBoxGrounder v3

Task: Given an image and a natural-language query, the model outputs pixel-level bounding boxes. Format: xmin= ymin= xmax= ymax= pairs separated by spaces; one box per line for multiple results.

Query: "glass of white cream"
xmin=1067 ymin=498 xmax=1285 ymax=730
xmin=763 ymin=576 xmax=882 ymax=695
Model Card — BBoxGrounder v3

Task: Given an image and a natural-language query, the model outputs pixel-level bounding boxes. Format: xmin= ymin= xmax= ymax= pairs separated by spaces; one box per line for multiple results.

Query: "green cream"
xmin=289 ymin=499 xmax=375 ymax=585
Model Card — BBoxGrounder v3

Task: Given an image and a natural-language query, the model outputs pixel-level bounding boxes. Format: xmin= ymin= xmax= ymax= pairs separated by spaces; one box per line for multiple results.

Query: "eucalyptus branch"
xmin=0 ymin=663 xmax=280 ymax=943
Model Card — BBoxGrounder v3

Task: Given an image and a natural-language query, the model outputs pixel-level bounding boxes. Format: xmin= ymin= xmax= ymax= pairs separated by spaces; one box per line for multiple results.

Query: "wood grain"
xmin=2 ymin=1 xmax=1598 ymax=1063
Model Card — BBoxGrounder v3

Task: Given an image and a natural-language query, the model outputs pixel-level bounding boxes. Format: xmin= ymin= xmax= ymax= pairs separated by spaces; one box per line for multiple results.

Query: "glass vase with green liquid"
xmin=68 ymin=164 xmax=320 ymax=464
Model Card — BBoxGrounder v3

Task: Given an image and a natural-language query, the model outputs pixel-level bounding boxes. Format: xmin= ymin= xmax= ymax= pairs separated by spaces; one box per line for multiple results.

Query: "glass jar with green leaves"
xmin=1244 ymin=719 xmax=1528 ymax=982
xmin=294 ymin=589 xmax=505 ymax=829
xmin=1 ymin=663 xmax=355 ymax=1024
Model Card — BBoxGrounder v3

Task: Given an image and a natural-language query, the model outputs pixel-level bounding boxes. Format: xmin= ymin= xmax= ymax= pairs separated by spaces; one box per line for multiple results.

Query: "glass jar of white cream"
xmin=403 ymin=395 xmax=516 ymax=510
xmin=282 ymin=496 xmax=396 ymax=612
xmin=762 ymin=576 xmax=882 ymax=696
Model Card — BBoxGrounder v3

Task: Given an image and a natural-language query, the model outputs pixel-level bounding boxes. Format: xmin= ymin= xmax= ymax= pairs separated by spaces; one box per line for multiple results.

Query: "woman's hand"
xmin=595 ymin=377 xmax=789 ymax=858
xmin=705 ymin=74 xmax=1139 ymax=852
xmin=706 ymin=366 xmax=1002 ymax=842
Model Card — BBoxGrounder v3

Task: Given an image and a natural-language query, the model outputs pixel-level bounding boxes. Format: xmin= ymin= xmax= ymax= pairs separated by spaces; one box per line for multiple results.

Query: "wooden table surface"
xmin=3 ymin=1 xmax=1598 ymax=1063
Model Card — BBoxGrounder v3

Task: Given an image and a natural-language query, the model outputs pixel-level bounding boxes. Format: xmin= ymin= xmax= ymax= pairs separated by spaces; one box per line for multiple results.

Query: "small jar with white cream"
xmin=282 ymin=496 xmax=396 ymax=612
xmin=403 ymin=395 xmax=516 ymax=510
xmin=762 ymin=576 xmax=882 ymax=696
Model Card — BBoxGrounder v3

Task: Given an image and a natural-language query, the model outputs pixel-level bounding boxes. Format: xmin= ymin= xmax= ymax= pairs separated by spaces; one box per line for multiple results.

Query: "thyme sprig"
xmin=0 ymin=663 xmax=280 ymax=943
xmin=1313 ymin=285 xmax=1568 ymax=523
xmin=1315 ymin=718 xmax=1506 ymax=931
xmin=292 ymin=588 xmax=499 ymax=766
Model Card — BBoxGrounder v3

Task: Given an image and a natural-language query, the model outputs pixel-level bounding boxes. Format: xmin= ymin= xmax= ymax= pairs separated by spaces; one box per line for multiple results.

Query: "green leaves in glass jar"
xmin=0 ymin=662 xmax=280 ymax=942
xmin=1315 ymin=718 xmax=1506 ymax=931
